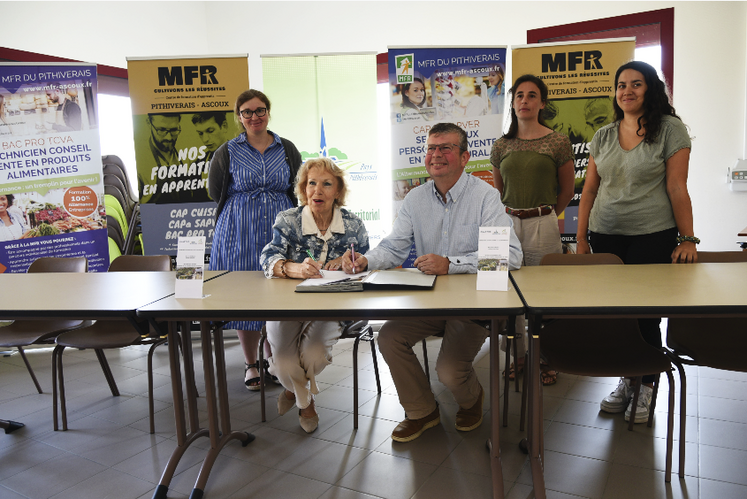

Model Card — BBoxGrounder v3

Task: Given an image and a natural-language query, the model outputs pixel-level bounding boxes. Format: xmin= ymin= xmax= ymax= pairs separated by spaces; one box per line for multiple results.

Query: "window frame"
xmin=1 ymin=46 xmax=129 ymax=97
xmin=526 ymin=8 xmax=674 ymax=94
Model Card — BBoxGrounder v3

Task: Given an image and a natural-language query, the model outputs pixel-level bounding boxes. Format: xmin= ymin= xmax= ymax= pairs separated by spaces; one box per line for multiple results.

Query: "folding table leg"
xmin=526 ymin=313 xmax=546 ymax=499
xmin=490 ymin=317 xmax=505 ymax=499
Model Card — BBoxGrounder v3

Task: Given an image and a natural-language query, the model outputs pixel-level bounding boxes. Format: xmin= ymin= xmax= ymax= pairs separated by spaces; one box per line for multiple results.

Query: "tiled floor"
xmin=1 ymin=328 xmax=746 ymax=499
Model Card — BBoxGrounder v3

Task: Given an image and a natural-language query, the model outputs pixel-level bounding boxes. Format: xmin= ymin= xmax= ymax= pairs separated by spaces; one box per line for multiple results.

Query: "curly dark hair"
xmin=612 ymin=61 xmax=682 ymax=144
xmin=504 ymin=74 xmax=550 ymax=139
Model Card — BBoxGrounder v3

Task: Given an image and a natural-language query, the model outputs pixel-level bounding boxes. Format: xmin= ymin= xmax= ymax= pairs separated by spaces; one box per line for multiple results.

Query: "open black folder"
xmin=295 ymin=269 xmax=436 ymax=293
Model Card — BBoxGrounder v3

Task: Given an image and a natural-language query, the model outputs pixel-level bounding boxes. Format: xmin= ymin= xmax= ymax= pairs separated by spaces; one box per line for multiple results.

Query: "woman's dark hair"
xmin=2 ymin=194 xmax=14 ymax=206
xmin=612 ymin=60 xmax=681 ymax=144
xmin=234 ymin=89 xmax=271 ymax=131
xmin=401 ymin=78 xmax=426 ymax=110
xmin=504 ymin=74 xmax=549 ymax=139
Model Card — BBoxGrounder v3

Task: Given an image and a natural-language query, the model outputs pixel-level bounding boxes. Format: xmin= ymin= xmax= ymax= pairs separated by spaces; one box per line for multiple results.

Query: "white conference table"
xmin=0 ymin=271 xmax=178 ymax=320
xmin=138 ymin=270 xmax=524 ymax=499
xmin=0 ymin=271 xmax=227 ymax=435
xmin=509 ymin=262 xmax=747 ymax=499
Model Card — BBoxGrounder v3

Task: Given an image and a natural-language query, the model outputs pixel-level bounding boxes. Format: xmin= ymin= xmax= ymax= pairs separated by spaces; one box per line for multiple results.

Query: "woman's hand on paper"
xmin=324 ymin=256 xmax=344 ymax=271
xmin=289 ymin=258 xmax=323 ymax=279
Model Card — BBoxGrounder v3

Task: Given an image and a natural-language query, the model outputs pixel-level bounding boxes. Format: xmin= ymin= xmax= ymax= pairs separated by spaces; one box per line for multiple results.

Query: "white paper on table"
xmin=476 ymin=226 xmax=510 ymax=291
xmin=297 ymin=270 xmax=371 ymax=287
xmin=175 ymin=237 xmax=205 ymax=298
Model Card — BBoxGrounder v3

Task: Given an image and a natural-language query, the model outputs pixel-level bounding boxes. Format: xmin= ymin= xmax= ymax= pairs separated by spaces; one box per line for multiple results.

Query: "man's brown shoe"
xmin=455 ymin=385 xmax=484 ymax=431
xmin=391 ymin=407 xmax=440 ymax=443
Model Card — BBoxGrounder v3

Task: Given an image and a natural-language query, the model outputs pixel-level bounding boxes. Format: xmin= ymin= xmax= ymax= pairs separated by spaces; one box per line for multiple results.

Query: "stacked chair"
xmin=102 ymin=155 xmax=142 ymax=258
xmin=52 ymin=255 xmax=173 ymax=432
xmin=664 ymin=251 xmax=747 ymax=479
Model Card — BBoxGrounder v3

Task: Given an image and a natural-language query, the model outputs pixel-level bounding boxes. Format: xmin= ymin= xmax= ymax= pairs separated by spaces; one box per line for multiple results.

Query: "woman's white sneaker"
xmin=600 ymin=378 xmax=634 ymax=413
xmin=625 ymin=384 xmax=653 ymax=423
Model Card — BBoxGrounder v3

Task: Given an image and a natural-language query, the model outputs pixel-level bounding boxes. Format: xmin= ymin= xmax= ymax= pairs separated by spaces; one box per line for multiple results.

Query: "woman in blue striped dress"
xmin=209 ymin=89 xmax=302 ymax=390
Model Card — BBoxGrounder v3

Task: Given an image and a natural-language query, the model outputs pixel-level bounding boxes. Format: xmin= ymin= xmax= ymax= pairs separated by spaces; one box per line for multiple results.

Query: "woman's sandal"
xmin=244 ymin=362 xmax=261 ymax=391
xmin=540 ymin=362 xmax=558 ymax=386
xmin=502 ymin=362 xmax=524 ymax=381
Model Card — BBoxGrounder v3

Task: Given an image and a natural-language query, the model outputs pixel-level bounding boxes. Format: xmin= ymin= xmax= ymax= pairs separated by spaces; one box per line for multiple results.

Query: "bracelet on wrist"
xmin=279 ymin=259 xmax=291 ymax=278
xmin=676 ymin=235 xmax=700 ymax=245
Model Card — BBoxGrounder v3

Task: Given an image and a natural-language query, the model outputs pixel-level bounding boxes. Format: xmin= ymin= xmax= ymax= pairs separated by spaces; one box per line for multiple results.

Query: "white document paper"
xmin=477 ymin=226 xmax=510 ymax=291
xmin=297 ymin=270 xmax=371 ymax=288
xmin=175 ymin=236 xmax=205 ymax=299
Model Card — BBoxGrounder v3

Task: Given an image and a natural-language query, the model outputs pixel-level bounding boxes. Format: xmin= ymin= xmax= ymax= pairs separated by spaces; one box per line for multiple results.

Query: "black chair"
xmin=104 ymin=173 xmax=137 ymax=214
xmin=537 ymin=252 xmax=677 ymax=482
xmin=107 ymin=215 xmax=126 ymax=253
xmin=664 ymin=250 xmax=747 ymax=479
xmin=258 ymin=321 xmax=429 ymax=429
xmin=103 ymin=161 xmax=137 ymax=205
xmin=0 ymin=257 xmax=91 ymax=394
xmin=52 ymin=255 xmax=172 ymax=432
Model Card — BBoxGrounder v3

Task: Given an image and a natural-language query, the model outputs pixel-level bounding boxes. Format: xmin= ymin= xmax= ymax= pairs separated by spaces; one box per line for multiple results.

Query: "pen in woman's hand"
xmin=351 ymin=243 xmax=356 ymax=267
xmin=305 ymin=249 xmax=324 ymax=277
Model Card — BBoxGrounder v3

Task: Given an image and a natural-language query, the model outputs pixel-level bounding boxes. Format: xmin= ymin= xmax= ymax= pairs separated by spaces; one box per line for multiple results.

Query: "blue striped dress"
xmin=209 ymin=132 xmax=294 ymax=330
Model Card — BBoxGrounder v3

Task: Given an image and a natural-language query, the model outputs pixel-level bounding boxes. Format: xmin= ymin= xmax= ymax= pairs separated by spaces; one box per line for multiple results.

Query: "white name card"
xmin=477 ymin=226 xmax=510 ymax=291
xmin=175 ymin=236 xmax=206 ymax=299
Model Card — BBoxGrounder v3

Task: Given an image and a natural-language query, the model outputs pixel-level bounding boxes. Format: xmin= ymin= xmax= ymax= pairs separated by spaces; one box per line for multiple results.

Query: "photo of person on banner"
xmin=434 ymin=70 xmax=500 ymax=118
xmin=139 ymin=112 xmax=211 ymax=205
xmin=0 ymin=94 xmax=10 ymax=136
xmin=0 ymin=194 xmax=30 ymax=242
xmin=46 ymin=84 xmax=82 ymax=132
xmin=486 ymin=64 xmax=506 ymax=115
xmin=191 ymin=111 xmax=229 ymax=163
xmin=394 ymin=75 xmax=434 ymax=122
xmin=542 ymin=96 xmax=615 ymax=190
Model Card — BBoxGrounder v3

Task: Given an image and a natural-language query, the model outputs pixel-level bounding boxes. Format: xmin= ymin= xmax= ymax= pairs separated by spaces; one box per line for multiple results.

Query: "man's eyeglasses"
xmin=152 ymin=127 xmax=181 ymax=137
xmin=239 ymin=107 xmax=267 ymax=119
xmin=425 ymin=143 xmax=462 ymax=155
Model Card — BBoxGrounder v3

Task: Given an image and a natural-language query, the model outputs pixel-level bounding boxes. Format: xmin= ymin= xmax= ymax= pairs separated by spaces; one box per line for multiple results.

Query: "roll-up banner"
xmin=512 ymin=38 xmax=636 ymax=241
xmin=127 ymin=55 xmax=249 ymax=257
xmin=388 ymin=46 xmax=507 ymax=265
xmin=0 ymin=62 xmax=108 ymax=273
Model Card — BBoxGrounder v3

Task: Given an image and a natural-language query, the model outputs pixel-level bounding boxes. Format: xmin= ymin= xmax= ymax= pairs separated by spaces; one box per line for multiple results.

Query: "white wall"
xmin=2 ymin=1 xmax=745 ymax=251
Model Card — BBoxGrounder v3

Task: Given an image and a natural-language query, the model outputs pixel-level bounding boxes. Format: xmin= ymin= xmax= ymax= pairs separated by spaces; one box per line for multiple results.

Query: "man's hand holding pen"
xmin=342 ymin=249 xmax=367 ymax=274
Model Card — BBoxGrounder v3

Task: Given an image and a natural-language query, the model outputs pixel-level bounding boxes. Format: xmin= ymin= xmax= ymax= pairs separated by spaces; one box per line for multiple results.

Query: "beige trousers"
xmin=266 ymin=321 xmax=341 ymax=409
xmin=378 ymin=319 xmax=489 ymax=420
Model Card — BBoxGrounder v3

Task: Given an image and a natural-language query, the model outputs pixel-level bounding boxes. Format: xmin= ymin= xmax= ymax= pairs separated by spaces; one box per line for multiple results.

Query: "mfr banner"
xmin=388 ymin=46 xmax=507 ymax=266
xmin=0 ymin=62 xmax=108 ymax=273
xmin=127 ymin=55 xmax=248 ymax=256
xmin=512 ymin=38 xmax=636 ymax=241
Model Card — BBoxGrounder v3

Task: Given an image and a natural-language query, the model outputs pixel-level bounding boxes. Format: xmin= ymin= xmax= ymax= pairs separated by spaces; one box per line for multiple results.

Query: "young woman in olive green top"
xmin=490 ymin=74 xmax=574 ymax=385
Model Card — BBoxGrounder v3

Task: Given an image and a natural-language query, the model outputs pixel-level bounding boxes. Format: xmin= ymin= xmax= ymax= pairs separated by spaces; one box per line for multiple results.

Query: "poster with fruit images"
xmin=388 ymin=46 xmax=507 ymax=266
xmin=0 ymin=62 xmax=108 ymax=273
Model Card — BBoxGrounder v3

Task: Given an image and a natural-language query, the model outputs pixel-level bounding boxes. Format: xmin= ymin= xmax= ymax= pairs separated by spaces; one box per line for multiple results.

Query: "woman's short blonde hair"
xmin=295 ymin=158 xmax=349 ymax=207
